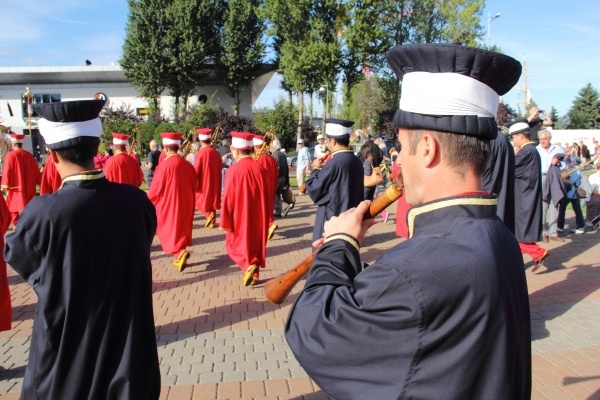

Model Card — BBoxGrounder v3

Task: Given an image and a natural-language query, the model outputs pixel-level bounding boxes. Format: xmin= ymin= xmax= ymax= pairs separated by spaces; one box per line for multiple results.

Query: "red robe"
xmin=0 ymin=194 xmax=11 ymax=331
xmin=256 ymin=153 xmax=278 ymax=225
xmin=40 ymin=156 xmax=62 ymax=195
xmin=103 ymin=152 xmax=144 ymax=187
xmin=148 ymin=154 xmax=197 ymax=254
xmin=158 ymin=150 xmax=167 ymax=164
xmin=94 ymin=154 xmax=109 ymax=169
xmin=220 ymin=156 xmax=269 ymax=276
xmin=1 ymin=149 xmax=41 ymax=224
xmin=193 ymin=146 xmax=222 ymax=218
xmin=393 ymin=162 xmax=410 ymax=239
xmin=130 ymin=152 xmax=140 ymax=165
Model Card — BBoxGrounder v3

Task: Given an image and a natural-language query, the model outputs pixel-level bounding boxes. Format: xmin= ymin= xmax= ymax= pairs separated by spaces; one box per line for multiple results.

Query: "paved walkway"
xmin=1 ymin=193 xmax=599 ymax=399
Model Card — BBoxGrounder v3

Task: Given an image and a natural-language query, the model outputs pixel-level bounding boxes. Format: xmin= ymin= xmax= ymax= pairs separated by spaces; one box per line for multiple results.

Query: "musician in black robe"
xmin=306 ymin=119 xmax=364 ymax=245
xmin=286 ymin=44 xmax=531 ymax=400
xmin=483 ymin=130 xmax=516 ymax=233
xmin=5 ymin=100 xmax=160 ymax=400
xmin=509 ymin=119 xmax=547 ymax=271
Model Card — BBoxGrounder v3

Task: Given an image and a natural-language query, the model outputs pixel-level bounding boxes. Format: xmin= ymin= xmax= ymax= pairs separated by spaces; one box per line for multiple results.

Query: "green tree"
xmin=121 ymin=0 xmax=172 ymax=113
xmin=254 ymin=100 xmax=299 ymax=150
xmin=165 ymin=0 xmax=224 ymax=118
xmin=567 ymin=83 xmax=600 ymax=129
xmin=496 ymin=102 xmax=516 ymax=129
xmin=217 ymin=0 xmax=265 ymax=115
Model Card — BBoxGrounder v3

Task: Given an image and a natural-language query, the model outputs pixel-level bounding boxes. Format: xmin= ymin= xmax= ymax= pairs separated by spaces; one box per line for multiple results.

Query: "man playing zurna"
xmin=285 ymin=44 xmax=531 ymax=400
xmin=220 ymin=131 xmax=269 ymax=286
xmin=148 ymin=132 xmax=197 ymax=272
xmin=1 ymin=133 xmax=41 ymax=226
xmin=5 ymin=99 xmax=160 ymax=399
xmin=193 ymin=128 xmax=222 ymax=228
xmin=103 ymin=132 xmax=144 ymax=187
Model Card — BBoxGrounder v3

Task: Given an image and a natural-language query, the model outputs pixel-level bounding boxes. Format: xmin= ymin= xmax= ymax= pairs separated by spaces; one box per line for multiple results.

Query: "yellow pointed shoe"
xmin=267 ymin=223 xmax=278 ymax=241
xmin=205 ymin=213 xmax=215 ymax=228
xmin=243 ymin=265 xmax=257 ymax=287
xmin=173 ymin=251 xmax=190 ymax=273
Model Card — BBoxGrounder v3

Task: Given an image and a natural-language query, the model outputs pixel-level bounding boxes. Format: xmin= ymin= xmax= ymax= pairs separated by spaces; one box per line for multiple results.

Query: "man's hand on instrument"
xmin=312 ymin=237 xmax=325 ymax=250
xmin=323 ymin=201 xmax=378 ymax=244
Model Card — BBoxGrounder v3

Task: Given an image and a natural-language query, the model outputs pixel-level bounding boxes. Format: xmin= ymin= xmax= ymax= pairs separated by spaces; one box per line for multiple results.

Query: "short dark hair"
xmin=359 ymin=143 xmax=372 ymax=162
xmin=330 ymin=134 xmax=350 ymax=147
xmin=56 ymin=144 xmax=98 ymax=168
xmin=237 ymin=149 xmax=251 ymax=156
xmin=114 ymin=144 xmax=126 ymax=152
xmin=166 ymin=145 xmax=179 ymax=152
xmin=408 ymin=130 xmax=490 ymax=177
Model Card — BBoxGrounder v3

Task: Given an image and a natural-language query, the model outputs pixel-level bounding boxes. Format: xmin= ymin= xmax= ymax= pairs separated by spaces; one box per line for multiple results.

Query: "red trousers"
xmin=519 ymin=242 xmax=547 ymax=261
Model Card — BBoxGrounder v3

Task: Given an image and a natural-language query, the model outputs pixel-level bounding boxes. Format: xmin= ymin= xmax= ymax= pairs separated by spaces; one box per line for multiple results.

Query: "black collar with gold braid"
xmin=407 ymin=194 xmax=497 ymax=238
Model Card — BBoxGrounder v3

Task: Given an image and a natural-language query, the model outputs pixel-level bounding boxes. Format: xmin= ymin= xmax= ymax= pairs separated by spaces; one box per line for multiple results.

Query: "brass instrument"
xmin=212 ymin=125 xmax=221 ymax=143
xmin=254 ymin=127 xmax=277 ymax=160
xmin=561 ymin=153 xmax=600 ymax=180
xmin=180 ymin=129 xmax=196 ymax=158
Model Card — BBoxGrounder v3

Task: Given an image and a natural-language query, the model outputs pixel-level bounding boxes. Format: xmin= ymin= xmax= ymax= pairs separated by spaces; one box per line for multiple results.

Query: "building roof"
xmin=0 ymin=64 xmax=275 ymax=86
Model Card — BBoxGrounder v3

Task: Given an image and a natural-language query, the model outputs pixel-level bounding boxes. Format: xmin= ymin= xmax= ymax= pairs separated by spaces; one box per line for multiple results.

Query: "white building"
xmin=0 ymin=64 xmax=275 ymax=138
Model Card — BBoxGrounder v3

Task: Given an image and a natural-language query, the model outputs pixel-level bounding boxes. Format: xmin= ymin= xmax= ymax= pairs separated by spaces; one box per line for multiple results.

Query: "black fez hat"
xmin=33 ymin=99 xmax=105 ymax=149
xmin=387 ymin=44 xmax=522 ymax=140
xmin=507 ymin=119 xmax=531 ymax=136
xmin=324 ymin=119 xmax=354 ymax=138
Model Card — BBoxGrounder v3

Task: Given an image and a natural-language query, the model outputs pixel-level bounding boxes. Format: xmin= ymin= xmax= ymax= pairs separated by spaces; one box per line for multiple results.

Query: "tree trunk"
xmin=297 ymin=92 xmax=304 ymax=142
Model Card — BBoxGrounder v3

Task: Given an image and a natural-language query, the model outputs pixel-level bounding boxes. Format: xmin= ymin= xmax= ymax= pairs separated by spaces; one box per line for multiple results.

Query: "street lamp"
xmin=487 ymin=12 xmax=501 ymax=48
xmin=319 ymin=86 xmax=328 ymax=120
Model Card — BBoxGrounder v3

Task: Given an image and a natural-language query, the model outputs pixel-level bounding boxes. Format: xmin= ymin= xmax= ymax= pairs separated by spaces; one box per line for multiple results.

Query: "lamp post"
xmin=319 ymin=86 xmax=328 ymax=120
xmin=487 ymin=12 xmax=501 ymax=48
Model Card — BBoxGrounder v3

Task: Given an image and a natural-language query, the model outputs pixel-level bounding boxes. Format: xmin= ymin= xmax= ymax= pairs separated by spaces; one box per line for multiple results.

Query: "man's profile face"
xmin=397 ymin=129 xmax=421 ymax=206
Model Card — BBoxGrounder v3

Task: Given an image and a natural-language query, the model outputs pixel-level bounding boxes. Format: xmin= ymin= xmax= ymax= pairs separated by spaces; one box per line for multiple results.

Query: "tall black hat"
xmin=387 ymin=44 xmax=522 ymax=139
xmin=33 ymin=99 xmax=105 ymax=149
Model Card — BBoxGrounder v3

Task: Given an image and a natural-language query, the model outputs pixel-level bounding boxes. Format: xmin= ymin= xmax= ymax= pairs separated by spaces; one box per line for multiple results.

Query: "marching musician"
xmin=272 ymin=140 xmax=290 ymax=217
xmin=5 ymin=100 xmax=160 ymax=399
xmin=193 ymin=128 xmax=222 ymax=228
xmin=306 ymin=118 xmax=364 ymax=249
xmin=285 ymin=44 xmax=531 ymax=399
xmin=148 ymin=132 xmax=197 ymax=272
xmin=103 ymin=132 xmax=144 ymax=187
xmin=0 ymin=133 xmax=41 ymax=226
xmin=40 ymin=147 xmax=62 ymax=195
xmin=510 ymin=119 xmax=548 ymax=272
xmin=253 ymin=133 xmax=279 ymax=240
xmin=220 ymin=131 xmax=269 ymax=286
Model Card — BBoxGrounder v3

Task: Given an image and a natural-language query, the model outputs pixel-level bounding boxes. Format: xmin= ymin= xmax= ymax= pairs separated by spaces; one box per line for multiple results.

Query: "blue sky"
xmin=1 ymin=0 xmax=598 ymax=118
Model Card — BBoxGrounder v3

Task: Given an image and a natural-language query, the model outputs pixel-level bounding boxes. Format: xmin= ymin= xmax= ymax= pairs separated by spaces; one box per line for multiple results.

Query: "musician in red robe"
xmin=253 ymin=133 xmax=279 ymax=240
xmin=1 ymin=134 xmax=41 ymax=225
xmin=40 ymin=154 xmax=62 ymax=195
xmin=103 ymin=133 xmax=144 ymax=187
xmin=0 ymin=194 xmax=11 ymax=331
xmin=193 ymin=128 xmax=222 ymax=228
xmin=220 ymin=132 xmax=269 ymax=286
xmin=148 ymin=132 xmax=197 ymax=272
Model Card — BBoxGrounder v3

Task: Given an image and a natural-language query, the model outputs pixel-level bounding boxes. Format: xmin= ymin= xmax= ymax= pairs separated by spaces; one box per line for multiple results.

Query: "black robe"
xmin=285 ymin=195 xmax=531 ymax=400
xmin=514 ymin=142 xmax=543 ymax=242
xmin=5 ymin=170 xmax=160 ymax=400
xmin=483 ymin=133 xmax=515 ymax=233
xmin=306 ymin=149 xmax=364 ymax=244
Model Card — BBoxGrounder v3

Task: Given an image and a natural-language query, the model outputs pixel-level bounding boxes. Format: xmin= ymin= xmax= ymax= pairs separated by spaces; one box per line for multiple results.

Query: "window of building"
xmin=21 ymin=93 xmax=61 ymax=119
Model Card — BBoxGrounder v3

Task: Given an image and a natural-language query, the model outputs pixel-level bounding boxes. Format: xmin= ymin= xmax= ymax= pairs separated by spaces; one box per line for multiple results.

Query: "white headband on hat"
xmin=508 ymin=122 xmax=530 ymax=135
xmin=400 ymin=72 xmax=499 ymax=119
xmin=253 ymin=137 xmax=264 ymax=146
xmin=232 ymin=137 xmax=253 ymax=148
xmin=162 ymin=138 xmax=181 ymax=146
xmin=113 ymin=138 xmax=129 ymax=145
xmin=198 ymin=133 xmax=211 ymax=141
xmin=38 ymin=118 xmax=102 ymax=144
xmin=325 ymin=124 xmax=352 ymax=137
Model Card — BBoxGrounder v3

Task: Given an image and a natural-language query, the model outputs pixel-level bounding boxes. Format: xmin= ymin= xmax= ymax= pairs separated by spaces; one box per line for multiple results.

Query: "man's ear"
xmin=420 ymin=133 xmax=438 ymax=168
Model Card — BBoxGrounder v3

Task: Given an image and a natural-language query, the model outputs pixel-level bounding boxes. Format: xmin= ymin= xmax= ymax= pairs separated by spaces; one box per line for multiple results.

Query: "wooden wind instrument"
xmin=263 ymin=175 xmax=404 ymax=304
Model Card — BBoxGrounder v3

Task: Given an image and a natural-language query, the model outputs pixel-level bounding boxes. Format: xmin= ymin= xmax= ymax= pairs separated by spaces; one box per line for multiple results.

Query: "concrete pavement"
xmin=1 ymin=192 xmax=599 ymax=399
